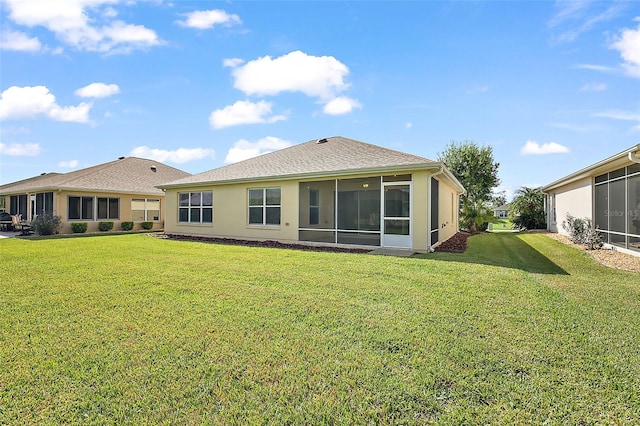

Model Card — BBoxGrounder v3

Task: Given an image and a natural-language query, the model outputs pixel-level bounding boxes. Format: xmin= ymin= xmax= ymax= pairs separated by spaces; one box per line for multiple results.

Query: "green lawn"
xmin=1 ymin=233 xmax=639 ymax=424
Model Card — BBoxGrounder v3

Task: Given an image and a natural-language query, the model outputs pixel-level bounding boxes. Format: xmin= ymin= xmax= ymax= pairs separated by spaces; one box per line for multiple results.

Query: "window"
xmin=35 ymin=192 xmax=54 ymax=215
xmin=97 ymin=197 xmax=119 ymax=219
xmin=249 ymin=188 xmax=280 ymax=225
xmin=9 ymin=195 xmax=27 ymax=217
xmin=309 ymin=189 xmax=319 ymax=225
xmin=132 ymin=199 xmax=161 ymax=221
xmin=68 ymin=196 xmax=93 ymax=220
xmin=178 ymin=192 xmax=212 ymax=223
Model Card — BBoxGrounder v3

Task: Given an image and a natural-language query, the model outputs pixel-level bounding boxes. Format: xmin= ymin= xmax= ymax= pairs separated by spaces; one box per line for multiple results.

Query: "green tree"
xmin=438 ymin=140 xmax=500 ymax=231
xmin=510 ymin=186 xmax=546 ymax=229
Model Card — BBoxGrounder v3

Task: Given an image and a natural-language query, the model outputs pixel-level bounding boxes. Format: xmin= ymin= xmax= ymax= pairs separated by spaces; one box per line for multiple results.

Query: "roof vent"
xmin=150 ymin=165 xmax=157 ymax=172
xmin=40 ymin=172 xmax=47 ymax=176
xmin=316 ymin=138 xmax=329 ymax=144
xmin=118 ymin=156 xmax=125 ymax=160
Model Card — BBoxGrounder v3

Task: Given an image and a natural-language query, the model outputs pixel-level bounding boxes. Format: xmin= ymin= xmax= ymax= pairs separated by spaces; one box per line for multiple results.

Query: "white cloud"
xmin=177 ymin=9 xmax=241 ymax=29
xmin=58 ymin=160 xmax=78 ymax=168
xmin=209 ymin=100 xmax=287 ymax=129
xmin=322 ymin=96 xmax=362 ymax=115
xmin=1 ymin=0 xmax=162 ymax=54
xmin=610 ymin=21 xmax=640 ymax=78
xmin=229 ymin=51 xmax=350 ymax=100
xmin=405 ymin=122 xmax=413 ymax=130
xmin=75 ymin=83 xmax=120 ymax=98
xmin=549 ymin=1 xmax=626 ymax=43
xmin=575 ymin=64 xmax=616 ymax=73
xmin=594 ymin=110 xmax=640 ymax=132
xmin=467 ymin=85 xmax=490 ymax=94
xmin=223 ymin=57 xmax=244 ymax=68
xmin=0 ymin=142 xmax=41 ymax=156
xmin=579 ymin=81 xmax=606 ymax=91
xmin=130 ymin=146 xmax=216 ymax=164
xmin=521 ymin=141 xmax=570 ymax=155
xmin=0 ymin=86 xmax=92 ymax=123
xmin=0 ymin=29 xmax=42 ymax=52
xmin=225 ymin=136 xmax=293 ymax=163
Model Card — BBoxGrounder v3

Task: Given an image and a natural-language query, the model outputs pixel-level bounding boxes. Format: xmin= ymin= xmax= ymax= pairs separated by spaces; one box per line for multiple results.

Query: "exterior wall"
xmin=547 ymin=177 xmax=592 ymax=234
xmin=2 ymin=189 xmax=165 ymax=234
xmin=164 ymin=169 xmax=462 ymax=251
xmin=436 ymin=176 xmax=459 ymax=244
xmin=164 ymin=179 xmax=300 ymax=243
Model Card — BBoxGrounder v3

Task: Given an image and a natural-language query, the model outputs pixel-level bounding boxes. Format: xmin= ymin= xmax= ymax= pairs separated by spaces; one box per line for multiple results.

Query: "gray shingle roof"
xmin=0 ymin=157 xmax=190 ymax=195
xmin=161 ymin=136 xmax=436 ymax=187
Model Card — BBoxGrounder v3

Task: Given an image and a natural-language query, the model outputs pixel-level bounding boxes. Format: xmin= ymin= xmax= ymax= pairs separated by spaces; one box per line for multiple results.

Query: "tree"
xmin=509 ymin=186 xmax=546 ymax=229
xmin=438 ymin=140 xmax=500 ymax=231
xmin=490 ymin=190 xmax=507 ymax=208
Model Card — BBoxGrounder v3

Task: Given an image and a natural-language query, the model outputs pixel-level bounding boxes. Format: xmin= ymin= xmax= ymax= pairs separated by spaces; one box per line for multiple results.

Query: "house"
xmin=542 ymin=144 xmax=640 ymax=256
xmin=158 ymin=136 xmax=465 ymax=252
xmin=0 ymin=157 xmax=190 ymax=234
xmin=494 ymin=203 xmax=510 ymax=219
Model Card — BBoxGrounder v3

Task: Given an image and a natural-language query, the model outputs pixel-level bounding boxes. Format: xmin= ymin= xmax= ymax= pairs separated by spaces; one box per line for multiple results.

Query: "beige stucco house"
xmin=542 ymin=144 xmax=640 ymax=255
xmin=158 ymin=136 xmax=465 ymax=252
xmin=0 ymin=157 xmax=190 ymax=234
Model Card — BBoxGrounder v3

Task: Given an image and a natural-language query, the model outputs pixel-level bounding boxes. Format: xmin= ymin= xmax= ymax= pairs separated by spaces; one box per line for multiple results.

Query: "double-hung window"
xmin=132 ymin=199 xmax=160 ymax=221
xmin=97 ymin=197 xmax=119 ymax=219
xmin=179 ymin=191 xmax=213 ymax=223
xmin=249 ymin=188 xmax=281 ymax=225
xmin=68 ymin=196 xmax=93 ymax=220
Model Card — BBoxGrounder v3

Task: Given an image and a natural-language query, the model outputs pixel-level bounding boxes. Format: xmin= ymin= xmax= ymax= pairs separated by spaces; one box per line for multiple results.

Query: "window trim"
xmin=97 ymin=197 xmax=120 ymax=220
xmin=248 ymin=187 xmax=281 ymax=226
xmin=68 ymin=195 xmax=94 ymax=221
xmin=178 ymin=191 xmax=213 ymax=224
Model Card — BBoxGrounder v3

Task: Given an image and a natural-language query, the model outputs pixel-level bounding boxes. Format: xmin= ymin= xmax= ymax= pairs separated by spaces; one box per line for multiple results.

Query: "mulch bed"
xmin=433 ymin=231 xmax=473 ymax=253
xmin=155 ymin=233 xmax=371 ymax=254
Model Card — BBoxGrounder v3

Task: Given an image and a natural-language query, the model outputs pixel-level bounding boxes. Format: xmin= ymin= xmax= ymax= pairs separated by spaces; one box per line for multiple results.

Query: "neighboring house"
xmin=542 ymin=144 xmax=640 ymax=256
xmin=158 ymin=136 xmax=465 ymax=252
xmin=0 ymin=157 xmax=190 ymax=234
xmin=494 ymin=203 xmax=510 ymax=219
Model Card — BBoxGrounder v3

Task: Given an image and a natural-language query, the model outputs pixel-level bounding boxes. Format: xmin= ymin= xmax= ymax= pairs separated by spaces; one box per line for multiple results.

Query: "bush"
xmin=561 ymin=214 xmax=602 ymax=250
xmin=31 ymin=213 xmax=62 ymax=236
xmin=120 ymin=221 xmax=134 ymax=231
xmin=513 ymin=212 xmax=546 ymax=230
xmin=98 ymin=221 xmax=114 ymax=232
xmin=71 ymin=222 xmax=87 ymax=233
xmin=141 ymin=221 xmax=154 ymax=230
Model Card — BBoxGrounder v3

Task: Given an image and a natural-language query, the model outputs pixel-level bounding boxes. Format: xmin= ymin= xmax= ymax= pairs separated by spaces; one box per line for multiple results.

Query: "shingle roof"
xmin=0 ymin=157 xmax=190 ymax=195
xmin=161 ymin=136 xmax=436 ymax=187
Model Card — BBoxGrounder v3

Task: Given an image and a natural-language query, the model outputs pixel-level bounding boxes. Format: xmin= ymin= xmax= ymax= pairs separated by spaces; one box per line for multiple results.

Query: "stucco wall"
xmin=164 ymin=170 xmax=462 ymax=251
xmin=548 ymin=177 xmax=592 ymax=235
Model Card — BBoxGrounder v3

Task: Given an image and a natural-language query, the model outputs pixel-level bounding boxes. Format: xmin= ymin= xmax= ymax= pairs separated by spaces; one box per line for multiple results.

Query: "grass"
xmin=1 ymin=233 xmax=639 ymax=424
xmin=487 ymin=219 xmax=515 ymax=232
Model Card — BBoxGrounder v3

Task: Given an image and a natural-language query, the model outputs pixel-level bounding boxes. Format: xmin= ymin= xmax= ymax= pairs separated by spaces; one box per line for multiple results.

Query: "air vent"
xmin=316 ymin=138 xmax=328 ymax=144
xmin=118 ymin=156 xmax=125 ymax=160
xmin=150 ymin=165 xmax=157 ymax=172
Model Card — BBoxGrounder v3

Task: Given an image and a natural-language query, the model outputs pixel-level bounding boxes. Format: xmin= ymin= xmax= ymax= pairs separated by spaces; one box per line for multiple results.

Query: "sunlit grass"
xmin=1 ymin=233 xmax=638 ymax=424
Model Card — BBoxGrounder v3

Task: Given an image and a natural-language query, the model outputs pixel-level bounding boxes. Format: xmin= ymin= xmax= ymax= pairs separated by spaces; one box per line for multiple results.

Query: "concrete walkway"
xmin=368 ymin=247 xmax=416 ymax=257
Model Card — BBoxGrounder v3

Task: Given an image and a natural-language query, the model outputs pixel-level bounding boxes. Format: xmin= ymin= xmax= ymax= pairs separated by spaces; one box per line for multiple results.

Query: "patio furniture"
xmin=12 ymin=215 xmax=34 ymax=235
xmin=0 ymin=211 xmax=12 ymax=231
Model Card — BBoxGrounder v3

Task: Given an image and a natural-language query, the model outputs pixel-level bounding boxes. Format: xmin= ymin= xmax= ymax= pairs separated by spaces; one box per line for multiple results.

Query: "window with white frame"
xmin=249 ymin=188 xmax=281 ymax=225
xmin=178 ymin=192 xmax=212 ymax=223
xmin=132 ymin=198 xmax=161 ymax=221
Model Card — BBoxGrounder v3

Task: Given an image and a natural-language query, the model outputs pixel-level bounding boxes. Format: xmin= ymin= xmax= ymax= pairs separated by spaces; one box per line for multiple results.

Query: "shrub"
xmin=513 ymin=212 xmax=546 ymax=231
xmin=71 ymin=222 xmax=87 ymax=233
xmin=141 ymin=221 xmax=154 ymax=230
xmin=98 ymin=221 xmax=114 ymax=232
xmin=120 ymin=221 xmax=134 ymax=231
xmin=561 ymin=214 xmax=602 ymax=250
xmin=31 ymin=213 xmax=62 ymax=236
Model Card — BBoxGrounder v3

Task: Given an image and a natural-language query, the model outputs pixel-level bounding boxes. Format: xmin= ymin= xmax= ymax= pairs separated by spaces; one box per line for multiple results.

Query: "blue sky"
xmin=1 ymin=1 xmax=639 ymax=199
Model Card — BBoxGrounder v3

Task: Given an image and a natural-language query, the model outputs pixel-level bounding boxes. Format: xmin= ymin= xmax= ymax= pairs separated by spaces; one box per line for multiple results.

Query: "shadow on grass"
xmin=424 ymin=233 xmax=569 ymax=275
